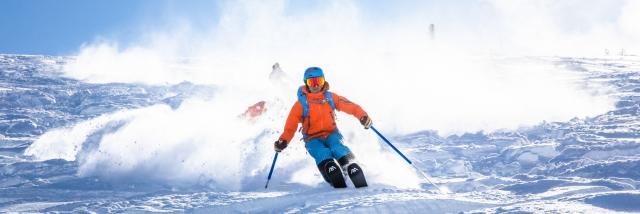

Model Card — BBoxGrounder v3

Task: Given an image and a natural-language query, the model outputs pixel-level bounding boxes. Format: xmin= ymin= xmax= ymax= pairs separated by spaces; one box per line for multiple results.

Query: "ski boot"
xmin=338 ymin=154 xmax=368 ymax=188
xmin=318 ymin=159 xmax=347 ymax=188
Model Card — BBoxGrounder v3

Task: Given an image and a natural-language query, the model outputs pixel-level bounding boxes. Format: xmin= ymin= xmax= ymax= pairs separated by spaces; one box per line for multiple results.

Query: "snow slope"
xmin=1 ymin=54 xmax=640 ymax=213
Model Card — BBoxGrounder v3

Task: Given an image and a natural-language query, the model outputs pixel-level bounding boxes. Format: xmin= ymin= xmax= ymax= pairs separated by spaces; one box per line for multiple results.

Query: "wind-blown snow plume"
xmin=26 ymin=96 xmax=421 ymax=190
xmin=63 ymin=0 xmax=623 ymax=132
xmin=29 ymin=0 xmax=631 ymax=189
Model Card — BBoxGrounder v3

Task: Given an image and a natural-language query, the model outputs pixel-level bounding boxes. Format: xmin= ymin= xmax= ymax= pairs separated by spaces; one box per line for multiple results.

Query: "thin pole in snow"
xmin=371 ymin=126 xmax=445 ymax=193
xmin=265 ymin=152 xmax=279 ymax=189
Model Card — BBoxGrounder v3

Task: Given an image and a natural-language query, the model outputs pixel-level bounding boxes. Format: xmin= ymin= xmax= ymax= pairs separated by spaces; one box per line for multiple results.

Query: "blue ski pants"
xmin=305 ymin=131 xmax=353 ymax=165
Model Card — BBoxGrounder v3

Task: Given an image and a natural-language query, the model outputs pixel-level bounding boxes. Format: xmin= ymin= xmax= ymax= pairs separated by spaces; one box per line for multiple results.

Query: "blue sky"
xmin=0 ymin=0 xmax=633 ymax=55
xmin=0 ymin=0 xmax=221 ymax=55
xmin=0 ymin=0 xmax=490 ymax=55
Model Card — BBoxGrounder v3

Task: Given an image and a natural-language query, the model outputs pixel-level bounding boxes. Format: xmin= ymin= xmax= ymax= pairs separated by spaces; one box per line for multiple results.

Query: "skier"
xmin=274 ymin=67 xmax=372 ymax=188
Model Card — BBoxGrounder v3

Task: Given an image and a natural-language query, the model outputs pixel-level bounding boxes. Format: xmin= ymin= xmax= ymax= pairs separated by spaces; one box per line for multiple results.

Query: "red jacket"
xmin=279 ymin=82 xmax=368 ymax=143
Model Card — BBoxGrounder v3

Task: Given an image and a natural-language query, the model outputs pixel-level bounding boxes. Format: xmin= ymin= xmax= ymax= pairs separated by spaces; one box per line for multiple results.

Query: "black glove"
xmin=274 ymin=139 xmax=287 ymax=152
xmin=360 ymin=115 xmax=372 ymax=129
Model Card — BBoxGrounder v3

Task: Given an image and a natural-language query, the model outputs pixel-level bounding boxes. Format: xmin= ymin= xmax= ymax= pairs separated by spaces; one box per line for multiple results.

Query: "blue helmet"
xmin=303 ymin=67 xmax=324 ymax=82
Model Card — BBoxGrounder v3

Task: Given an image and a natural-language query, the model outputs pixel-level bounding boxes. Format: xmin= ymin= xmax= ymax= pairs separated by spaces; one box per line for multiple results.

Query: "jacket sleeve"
xmin=278 ymin=101 xmax=303 ymax=143
xmin=332 ymin=92 xmax=368 ymax=120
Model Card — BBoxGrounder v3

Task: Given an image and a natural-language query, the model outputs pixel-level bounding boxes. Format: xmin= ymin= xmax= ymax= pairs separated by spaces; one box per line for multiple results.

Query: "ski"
xmin=325 ymin=161 xmax=347 ymax=188
xmin=346 ymin=163 xmax=367 ymax=188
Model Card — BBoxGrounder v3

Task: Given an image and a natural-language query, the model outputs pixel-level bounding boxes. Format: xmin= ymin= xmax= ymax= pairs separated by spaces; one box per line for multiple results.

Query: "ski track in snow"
xmin=1 ymin=54 xmax=640 ymax=213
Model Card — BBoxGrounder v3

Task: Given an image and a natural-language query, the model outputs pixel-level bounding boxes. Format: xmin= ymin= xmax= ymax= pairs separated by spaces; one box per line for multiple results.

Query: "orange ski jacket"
xmin=279 ymin=82 xmax=368 ymax=144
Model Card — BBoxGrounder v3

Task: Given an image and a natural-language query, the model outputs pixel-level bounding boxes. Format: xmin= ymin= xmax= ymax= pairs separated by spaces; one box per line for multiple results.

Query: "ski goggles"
xmin=306 ymin=76 xmax=325 ymax=88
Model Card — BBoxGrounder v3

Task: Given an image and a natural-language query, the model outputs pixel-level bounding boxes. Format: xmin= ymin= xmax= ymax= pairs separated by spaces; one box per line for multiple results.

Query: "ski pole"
xmin=370 ymin=126 xmax=444 ymax=193
xmin=264 ymin=152 xmax=279 ymax=189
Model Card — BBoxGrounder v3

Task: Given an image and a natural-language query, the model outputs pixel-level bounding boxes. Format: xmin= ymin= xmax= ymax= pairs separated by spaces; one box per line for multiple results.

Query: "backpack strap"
xmin=297 ymin=88 xmax=337 ymax=139
xmin=298 ymin=88 xmax=337 ymax=118
xmin=297 ymin=87 xmax=309 ymax=119
xmin=297 ymin=87 xmax=310 ymax=140
xmin=325 ymin=91 xmax=336 ymax=111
